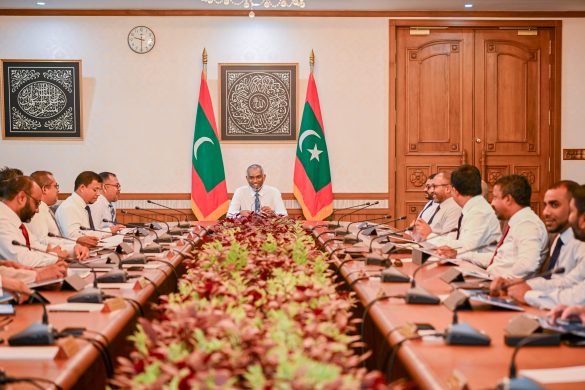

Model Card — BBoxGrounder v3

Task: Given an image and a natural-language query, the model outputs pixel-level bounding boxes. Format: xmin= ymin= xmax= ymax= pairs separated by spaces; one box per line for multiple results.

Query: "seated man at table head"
xmin=413 ymin=171 xmax=462 ymax=240
xmin=492 ymin=182 xmax=585 ymax=308
xmin=27 ymin=171 xmax=89 ymax=261
xmin=0 ymin=176 xmax=69 ymax=270
xmin=434 ymin=164 xmax=501 ymax=258
xmin=475 ymin=174 xmax=548 ymax=278
xmin=90 ymin=172 xmax=125 ymax=234
xmin=227 ymin=164 xmax=287 ymax=218
xmin=55 ymin=171 xmax=104 ymax=247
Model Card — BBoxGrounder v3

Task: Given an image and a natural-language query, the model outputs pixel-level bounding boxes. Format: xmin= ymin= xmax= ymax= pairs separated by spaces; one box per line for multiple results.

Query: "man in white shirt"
xmin=90 ymin=172 xmax=124 ymax=233
xmin=227 ymin=164 xmax=287 ymax=218
xmin=413 ymin=171 xmax=462 ymax=240
xmin=55 ymin=171 xmax=104 ymax=246
xmin=0 ymin=176 xmax=69 ymax=270
xmin=434 ymin=164 xmax=501 ymax=258
xmin=494 ymin=182 xmax=585 ymax=309
xmin=27 ymin=171 xmax=89 ymax=260
xmin=471 ymin=174 xmax=548 ymax=278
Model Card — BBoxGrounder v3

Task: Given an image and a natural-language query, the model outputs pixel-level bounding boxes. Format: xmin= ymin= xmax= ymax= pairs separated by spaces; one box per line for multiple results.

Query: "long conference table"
xmin=0 ymin=224 xmax=204 ymax=389
xmin=311 ymin=222 xmax=585 ymax=390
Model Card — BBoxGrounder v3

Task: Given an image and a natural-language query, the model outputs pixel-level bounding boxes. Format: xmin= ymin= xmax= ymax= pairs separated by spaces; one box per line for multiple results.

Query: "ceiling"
xmin=1 ymin=0 xmax=585 ymax=11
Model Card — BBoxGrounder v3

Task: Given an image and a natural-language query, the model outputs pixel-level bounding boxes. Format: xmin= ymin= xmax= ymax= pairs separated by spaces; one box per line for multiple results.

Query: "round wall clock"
xmin=128 ymin=26 xmax=155 ymax=54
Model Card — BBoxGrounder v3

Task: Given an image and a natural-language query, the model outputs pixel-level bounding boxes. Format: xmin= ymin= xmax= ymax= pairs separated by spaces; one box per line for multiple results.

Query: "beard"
xmin=573 ymin=221 xmax=585 ymax=241
xmin=19 ymin=202 xmax=36 ymax=223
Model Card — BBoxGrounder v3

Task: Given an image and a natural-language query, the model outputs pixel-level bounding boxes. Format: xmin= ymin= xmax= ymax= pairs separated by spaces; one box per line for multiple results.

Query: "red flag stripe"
xmin=191 ymin=165 xmax=228 ymax=220
xmin=198 ymin=71 xmax=218 ymax=136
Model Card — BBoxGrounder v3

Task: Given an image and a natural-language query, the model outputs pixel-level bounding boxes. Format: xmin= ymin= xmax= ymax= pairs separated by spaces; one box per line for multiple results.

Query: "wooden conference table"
xmin=0 ymin=225 xmax=203 ymax=390
xmin=312 ymin=223 xmax=585 ymax=390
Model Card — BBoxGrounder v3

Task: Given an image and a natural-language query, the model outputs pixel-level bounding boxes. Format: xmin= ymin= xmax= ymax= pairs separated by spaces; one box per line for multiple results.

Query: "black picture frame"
xmin=1 ymin=60 xmax=82 ymax=140
xmin=219 ymin=63 xmax=298 ymax=142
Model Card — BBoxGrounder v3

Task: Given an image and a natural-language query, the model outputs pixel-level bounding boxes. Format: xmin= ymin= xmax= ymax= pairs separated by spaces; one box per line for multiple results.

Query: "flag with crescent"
xmin=293 ymin=72 xmax=333 ymax=221
xmin=191 ymin=70 xmax=229 ymax=221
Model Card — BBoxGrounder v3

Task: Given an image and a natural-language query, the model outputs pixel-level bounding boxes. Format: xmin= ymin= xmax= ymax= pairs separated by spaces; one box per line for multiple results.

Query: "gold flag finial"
xmin=310 ymin=49 xmax=315 ymax=72
xmin=202 ymin=48 xmax=208 ymax=78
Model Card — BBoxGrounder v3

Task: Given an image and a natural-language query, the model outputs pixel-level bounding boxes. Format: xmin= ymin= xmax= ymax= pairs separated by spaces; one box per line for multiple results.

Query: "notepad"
xmin=47 ymin=303 xmax=104 ymax=312
xmin=0 ymin=346 xmax=59 ymax=360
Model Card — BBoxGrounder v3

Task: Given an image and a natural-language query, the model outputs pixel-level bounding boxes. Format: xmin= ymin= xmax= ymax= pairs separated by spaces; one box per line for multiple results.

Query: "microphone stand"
xmin=146 ymin=200 xmax=192 ymax=228
xmin=135 ymin=206 xmax=184 ymax=236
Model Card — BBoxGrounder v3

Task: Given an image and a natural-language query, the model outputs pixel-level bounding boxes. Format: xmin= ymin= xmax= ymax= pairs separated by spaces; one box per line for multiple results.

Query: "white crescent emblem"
xmin=193 ymin=137 xmax=214 ymax=160
xmin=298 ymin=129 xmax=321 ymax=152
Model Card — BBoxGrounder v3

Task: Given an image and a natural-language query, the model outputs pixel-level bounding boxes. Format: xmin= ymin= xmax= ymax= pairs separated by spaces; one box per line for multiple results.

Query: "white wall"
xmin=0 ymin=16 xmax=389 ymax=194
xmin=1 ymin=15 xmax=585 ymax=197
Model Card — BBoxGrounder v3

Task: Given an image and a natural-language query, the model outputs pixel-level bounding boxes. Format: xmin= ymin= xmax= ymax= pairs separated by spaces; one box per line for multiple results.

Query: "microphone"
xmin=134 ymin=206 xmax=184 ymax=237
xmin=146 ymin=200 xmax=192 ymax=228
xmin=405 ymin=240 xmax=498 ymax=304
xmin=120 ymin=210 xmax=172 ymax=245
xmin=96 ymin=221 xmax=146 ymax=260
xmin=310 ymin=201 xmax=376 ymax=231
xmin=337 ymin=215 xmax=394 ymax=245
xmin=491 ymin=267 xmax=566 ymax=294
xmin=316 ymin=202 xmax=380 ymax=238
xmin=368 ymin=226 xmax=415 ymax=252
xmin=444 ymin=307 xmax=491 ymax=346
xmin=355 ymin=215 xmax=406 ymax=239
xmin=8 ymin=291 xmax=56 ymax=346
xmin=497 ymin=336 xmax=557 ymax=389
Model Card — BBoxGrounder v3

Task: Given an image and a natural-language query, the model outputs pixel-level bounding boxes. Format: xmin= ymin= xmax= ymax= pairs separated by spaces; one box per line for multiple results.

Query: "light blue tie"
xmin=254 ymin=191 xmax=260 ymax=213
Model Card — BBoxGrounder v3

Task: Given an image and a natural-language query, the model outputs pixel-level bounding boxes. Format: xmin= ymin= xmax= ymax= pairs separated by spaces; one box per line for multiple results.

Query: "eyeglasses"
xmin=24 ymin=191 xmax=42 ymax=207
xmin=45 ymin=183 xmax=59 ymax=190
xmin=104 ymin=183 xmax=121 ymax=190
xmin=430 ymin=184 xmax=450 ymax=189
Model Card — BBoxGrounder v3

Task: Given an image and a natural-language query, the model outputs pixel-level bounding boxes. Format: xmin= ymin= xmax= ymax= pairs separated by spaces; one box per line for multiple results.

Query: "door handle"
xmin=476 ymin=138 xmax=482 ymax=144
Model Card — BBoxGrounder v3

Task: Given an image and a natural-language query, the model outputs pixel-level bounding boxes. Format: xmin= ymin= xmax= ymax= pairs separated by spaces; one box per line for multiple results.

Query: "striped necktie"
xmin=488 ymin=224 xmax=510 ymax=266
xmin=254 ymin=191 xmax=261 ymax=213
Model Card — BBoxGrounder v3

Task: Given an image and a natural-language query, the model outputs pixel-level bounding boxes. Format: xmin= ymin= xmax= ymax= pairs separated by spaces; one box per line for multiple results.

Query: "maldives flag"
xmin=191 ymin=71 xmax=229 ymax=221
xmin=293 ymin=72 xmax=333 ymax=221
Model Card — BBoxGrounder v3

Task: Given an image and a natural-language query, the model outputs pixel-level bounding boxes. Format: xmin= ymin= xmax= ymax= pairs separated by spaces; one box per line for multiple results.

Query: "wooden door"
xmin=395 ymin=28 xmax=474 ymax=226
xmin=394 ymin=26 xmax=553 ymax=225
xmin=474 ymin=29 xmax=551 ymax=214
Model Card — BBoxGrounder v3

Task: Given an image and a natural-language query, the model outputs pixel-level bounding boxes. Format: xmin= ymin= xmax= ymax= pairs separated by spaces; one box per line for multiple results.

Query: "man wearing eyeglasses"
xmin=55 ymin=171 xmax=104 ymax=246
xmin=90 ymin=172 xmax=124 ymax=233
xmin=0 ymin=176 xmax=69 ymax=272
xmin=412 ymin=171 xmax=462 ymax=241
xmin=27 ymin=171 xmax=90 ymax=261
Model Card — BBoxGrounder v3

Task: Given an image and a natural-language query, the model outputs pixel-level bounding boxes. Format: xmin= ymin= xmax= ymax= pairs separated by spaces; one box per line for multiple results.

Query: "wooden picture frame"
xmin=1 ymin=59 xmax=83 ymax=140
xmin=219 ymin=63 xmax=298 ymax=143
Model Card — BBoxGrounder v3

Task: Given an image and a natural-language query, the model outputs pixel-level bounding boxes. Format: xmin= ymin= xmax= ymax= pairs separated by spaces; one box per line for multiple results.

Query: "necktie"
xmin=427 ymin=204 xmax=441 ymax=225
xmin=109 ymin=204 xmax=116 ymax=224
xmin=488 ymin=224 xmax=510 ymax=266
xmin=48 ymin=207 xmax=63 ymax=235
xmin=456 ymin=214 xmax=464 ymax=239
xmin=418 ymin=200 xmax=433 ymax=219
xmin=254 ymin=191 xmax=261 ymax=213
xmin=19 ymin=224 xmax=31 ymax=249
xmin=544 ymin=237 xmax=564 ymax=278
xmin=85 ymin=205 xmax=95 ymax=230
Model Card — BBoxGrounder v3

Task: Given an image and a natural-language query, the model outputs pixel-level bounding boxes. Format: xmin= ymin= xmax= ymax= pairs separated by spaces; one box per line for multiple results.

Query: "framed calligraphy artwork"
xmin=219 ymin=63 xmax=297 ymax=142
xmin=1 ymin=60 xmax=82 ymax=140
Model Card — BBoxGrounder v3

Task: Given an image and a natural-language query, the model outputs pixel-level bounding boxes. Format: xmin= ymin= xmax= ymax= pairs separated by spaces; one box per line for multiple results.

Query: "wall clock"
xmin=128 ymin=26 xmax=155 ymax=54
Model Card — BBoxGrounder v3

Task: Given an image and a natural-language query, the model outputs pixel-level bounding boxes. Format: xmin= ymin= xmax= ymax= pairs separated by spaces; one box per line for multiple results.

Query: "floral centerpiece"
xmin=113 ymin=215 xmax=385 ymax=389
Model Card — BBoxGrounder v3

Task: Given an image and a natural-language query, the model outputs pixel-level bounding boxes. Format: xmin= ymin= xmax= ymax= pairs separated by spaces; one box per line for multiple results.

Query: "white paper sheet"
xmin=0 ymin=346 xmax=59 ymax=360
xmin=520 ymin=365 xmax=585 ymax=384
xmin=99 ymin=235 xmax=124 ymax=248
xmin=96 ymin=282 xmax=136 ymax=289
xmin=47 ymin=303 xmax=104 ymax=312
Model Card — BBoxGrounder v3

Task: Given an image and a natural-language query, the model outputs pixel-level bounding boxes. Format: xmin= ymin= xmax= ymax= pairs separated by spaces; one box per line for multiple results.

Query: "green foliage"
xmin=244 ymin=364 xmax=267 ymax=389
xmin=128 ymin=324 xmax=149 ymax=355
xmin=133 ymin=360 xmax=161 ymax=385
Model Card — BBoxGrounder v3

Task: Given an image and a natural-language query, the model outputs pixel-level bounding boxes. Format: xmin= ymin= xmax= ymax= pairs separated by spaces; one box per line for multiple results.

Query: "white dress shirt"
xmin=56 ymin=192 xmax=109 ymax=239
xmin=428 ymin=195 xmax=501 ymax=257
xmin=90 ymin=194 xmax=115 ymax=230
xmin=26 ymin=201 xmax=76 ymax=254
xmin=428 ymin=197 xmax=462 ymax=235
xmin=479 ymin=207 xmax=548 ymax=278
xmin=0 ymin=201 xmax=57 ymax=267
xmin=418 ymin=200 xmax=439 ymax=223
xmin=227 ymin=185 xmax=287 ymax=217
xmin=524 ymin=228 xmax=585 ymax=309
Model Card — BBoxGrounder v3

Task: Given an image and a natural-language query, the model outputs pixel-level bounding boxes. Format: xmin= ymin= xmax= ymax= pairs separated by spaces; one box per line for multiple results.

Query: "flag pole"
xmin=202 ymin=48 xmax=208 ymax=79
xmin=310 ymin=49 xmax=314 ymax=74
